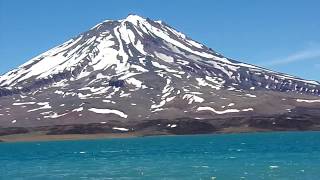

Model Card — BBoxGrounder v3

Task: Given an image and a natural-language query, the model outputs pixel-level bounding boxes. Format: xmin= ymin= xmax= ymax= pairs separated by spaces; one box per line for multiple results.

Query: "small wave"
xmin=269 ymin=165 xmax=279 ymax=169
xmin=100 ymin=150 xmax=122 ymax=153
xmin=192 ymin=165 xmax=210 ymax=168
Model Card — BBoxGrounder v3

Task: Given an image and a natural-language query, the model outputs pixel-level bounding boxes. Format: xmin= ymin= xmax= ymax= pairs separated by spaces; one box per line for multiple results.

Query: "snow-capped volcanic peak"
xmin=0 ymin=14 xmax=319 ymax=97
xmin=1 ymin=14 xmax=320 ymax=132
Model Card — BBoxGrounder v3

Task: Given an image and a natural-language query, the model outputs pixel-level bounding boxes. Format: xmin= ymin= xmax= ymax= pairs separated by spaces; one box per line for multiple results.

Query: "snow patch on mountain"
xmin=88 ymin=108 xmax=128 ymax=118
xmin=296 ymin=99 xmax=320 ymax=103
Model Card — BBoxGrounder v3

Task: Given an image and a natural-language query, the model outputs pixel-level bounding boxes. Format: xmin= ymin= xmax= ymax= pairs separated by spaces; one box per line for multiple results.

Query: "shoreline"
xmin=1 ymin=128 xmax=317 ymax=143
xmin=0 ymin=132 xmax=150 ymax=143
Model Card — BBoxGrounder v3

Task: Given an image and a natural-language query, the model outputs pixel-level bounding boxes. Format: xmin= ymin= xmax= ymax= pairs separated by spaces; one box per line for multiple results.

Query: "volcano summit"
xmin=0 ymin=15 xmax=320 ymax=139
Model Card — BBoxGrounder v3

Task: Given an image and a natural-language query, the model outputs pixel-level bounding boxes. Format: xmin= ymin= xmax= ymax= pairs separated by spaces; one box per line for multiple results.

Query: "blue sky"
xmin=0 ymin=0 xmax=319 ymax=81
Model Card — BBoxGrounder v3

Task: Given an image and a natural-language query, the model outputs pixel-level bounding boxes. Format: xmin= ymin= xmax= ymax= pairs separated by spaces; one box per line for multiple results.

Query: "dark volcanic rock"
xmin=47 ymin=124 xmax=112 ymax=135
xmin=167 ymin=120 xmax=217 ymax=135
xmin=0 ymin=127 xmax=29 ymax=136
xmin=248 ymin=116 xmax=315 ymax=130
xmin=134 ymin=118 xmax=217 ymax=134
xmin=109 ymin=80 xmax=125 ymax=88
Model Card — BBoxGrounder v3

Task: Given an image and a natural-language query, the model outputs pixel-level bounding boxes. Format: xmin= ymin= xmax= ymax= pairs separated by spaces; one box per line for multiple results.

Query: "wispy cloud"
xmin=261 ymin=48 xmax=320 ymax=67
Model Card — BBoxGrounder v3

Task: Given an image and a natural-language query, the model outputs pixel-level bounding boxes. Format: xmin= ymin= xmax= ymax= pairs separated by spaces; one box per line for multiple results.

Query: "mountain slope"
xmin=0 ymin=15 xmax=320 ymax=137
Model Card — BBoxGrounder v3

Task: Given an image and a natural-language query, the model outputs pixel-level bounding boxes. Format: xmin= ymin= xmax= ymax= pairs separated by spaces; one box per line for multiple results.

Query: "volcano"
xmin=0 ymin=15 xmax=320 ymax=138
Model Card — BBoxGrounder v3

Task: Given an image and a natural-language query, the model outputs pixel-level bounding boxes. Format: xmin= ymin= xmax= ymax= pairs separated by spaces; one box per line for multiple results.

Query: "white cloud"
xmin=261 ymin=48 xmax=320 ymax=67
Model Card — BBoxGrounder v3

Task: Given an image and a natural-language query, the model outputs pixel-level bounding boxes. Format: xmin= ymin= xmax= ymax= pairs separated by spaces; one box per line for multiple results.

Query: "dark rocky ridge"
xmin=1 ymin=108 xmax=319 ymax=137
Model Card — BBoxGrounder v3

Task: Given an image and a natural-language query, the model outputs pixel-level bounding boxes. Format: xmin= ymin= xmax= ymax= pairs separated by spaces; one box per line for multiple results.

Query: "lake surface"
xmin=1 ymin=131 xmax=320 ymax=179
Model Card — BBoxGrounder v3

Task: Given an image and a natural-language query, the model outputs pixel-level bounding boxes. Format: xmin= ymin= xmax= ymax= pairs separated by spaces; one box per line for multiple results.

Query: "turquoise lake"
xmin=1 ymin=131 xmax=320 ymax=179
